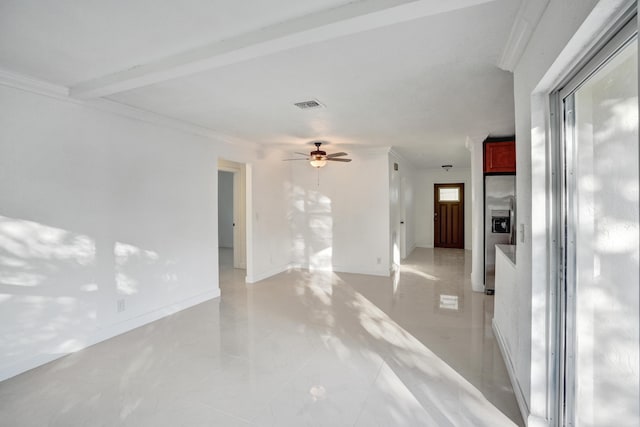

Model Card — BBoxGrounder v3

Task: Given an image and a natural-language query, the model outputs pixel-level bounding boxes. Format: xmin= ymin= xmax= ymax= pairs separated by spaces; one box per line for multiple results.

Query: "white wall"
xmin=217 ymin=171 xmax=234 ymax=248
xmin=289 ymin=148 xmax=390 ymax=276
xmin=491 ymin=245 xmax=525 ymax=417
xmin=0 ymin=84 xmax=219 ymax=380
xmin=468 ymin=140 xmax=485 ymax=292
xmin=389 ymin=152 xmax=401 ymax=268
xmin=414 ymin=168 xmax=472 ymax=250
xmin=389 ymin=151 xmax=416 ymax=260
xmin=0 ymin=83 xmax=291 ymax=380
xmin=403 ymin=171 xmax=416 ymax=257
xmin=493 ymin=246 xmax=517 ymax=361
xmin=246 ymin=148 xmax=293 ymax=283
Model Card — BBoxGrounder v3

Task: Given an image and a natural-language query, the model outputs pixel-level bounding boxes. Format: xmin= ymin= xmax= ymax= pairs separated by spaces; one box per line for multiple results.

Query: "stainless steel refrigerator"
xmin=484 ymin=175 xmax=516 ymax=291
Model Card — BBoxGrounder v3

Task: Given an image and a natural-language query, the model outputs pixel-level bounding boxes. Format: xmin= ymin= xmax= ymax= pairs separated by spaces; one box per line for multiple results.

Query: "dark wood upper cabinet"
xmin=484 ymin=139 xmax=515 ymax=173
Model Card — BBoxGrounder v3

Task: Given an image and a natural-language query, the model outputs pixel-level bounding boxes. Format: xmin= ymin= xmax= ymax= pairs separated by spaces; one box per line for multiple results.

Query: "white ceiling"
xmin=0 ymin=0 xmax=353 ymax=85
xmin=0 ymin=0 xmax=521 ymax=168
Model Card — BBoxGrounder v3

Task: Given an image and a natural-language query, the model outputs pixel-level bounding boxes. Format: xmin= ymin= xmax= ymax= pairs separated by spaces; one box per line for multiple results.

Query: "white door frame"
xmin=400 ymin=175 xmax=407 ymax=260
xmin=218 ymin=159 xmax=247 ymax=269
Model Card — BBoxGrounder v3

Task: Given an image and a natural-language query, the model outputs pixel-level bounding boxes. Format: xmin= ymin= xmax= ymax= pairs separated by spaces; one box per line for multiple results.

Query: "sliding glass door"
xmin=558 ymin=16 xmax=639 ymax=427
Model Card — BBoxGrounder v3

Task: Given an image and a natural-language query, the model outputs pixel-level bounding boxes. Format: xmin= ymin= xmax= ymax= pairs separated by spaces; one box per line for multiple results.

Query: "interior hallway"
xmin=0 ymin=248 xmax=522 ymax=426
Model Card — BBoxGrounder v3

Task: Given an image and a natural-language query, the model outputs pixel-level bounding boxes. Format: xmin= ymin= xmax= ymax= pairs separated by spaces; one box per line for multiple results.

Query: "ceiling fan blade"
xmin=327 ymin=158 xmax=352 ymax=162
xmin=294 ymin=152 xmax=311 ymax=156
xmin=282 ymin=158 xmax=309 ymax=161
xmin=326 ymin=152 xmax=348 ymax=158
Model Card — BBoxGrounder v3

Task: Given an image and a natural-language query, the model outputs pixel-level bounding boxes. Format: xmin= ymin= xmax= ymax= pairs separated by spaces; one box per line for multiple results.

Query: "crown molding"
xmin=0 ymin=67 xmax=258 ymax=152
xmin=388 ymin=147 xmax=411 ymax=163
xmin=0 ymin=68 xmax=69 ymax=98
xmin=465 ymin=134 xmax=488 ymax=150
xmin=357 ymin=146 xmax=392 ymax=156
xmin=88 ymin=97 xmax=247 ymax=145
xmin=497 ymin=0 xmax=550 ymax=72
xmin=388 ymin=147 xmax=403 ymax=158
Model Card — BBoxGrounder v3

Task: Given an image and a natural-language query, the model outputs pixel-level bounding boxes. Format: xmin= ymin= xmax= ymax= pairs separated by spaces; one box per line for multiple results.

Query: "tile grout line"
xmin=351 ymin=358 xmax=385 ymax=427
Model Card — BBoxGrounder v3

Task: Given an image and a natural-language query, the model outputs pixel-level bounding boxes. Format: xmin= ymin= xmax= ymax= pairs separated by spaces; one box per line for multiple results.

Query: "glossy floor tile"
xmin=0 ymin=248 xmax=523 ymax=426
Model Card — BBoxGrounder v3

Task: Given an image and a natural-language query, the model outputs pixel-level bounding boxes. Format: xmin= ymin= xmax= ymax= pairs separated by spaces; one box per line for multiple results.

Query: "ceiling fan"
xmin=284 ymin=142 xmax=352 ymax=168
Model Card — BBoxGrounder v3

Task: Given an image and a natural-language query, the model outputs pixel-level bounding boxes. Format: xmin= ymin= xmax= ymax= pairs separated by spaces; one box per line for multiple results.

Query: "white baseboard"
xmin=287 ymin=262 xmax=389 ymax=277
xmin=0 ymin=353 xmax=67 ymax=384
xmin=471 ymin=272 xmax=485 ymax=293
xmin=246 ymin=261 xmax=392 ymax=284
xmin=0 ymin=288 xmax=220 ymax=382
xmin=331 ymin=263 xmax=390 ymax=277
xmin=493 ymin=320 xmax=530 ymax=425
xmin=245 ymin=263 xmax=290 ymax=283
xmin=414 ymin=245 xmax=472 ymax=251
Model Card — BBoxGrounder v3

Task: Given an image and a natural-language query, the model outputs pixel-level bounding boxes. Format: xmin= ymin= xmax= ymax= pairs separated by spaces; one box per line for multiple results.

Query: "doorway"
xmin=434 ymin=183 xmax=464 ymax=249
xmin=218 ymin=159 xmax=247 ymax=270
xmin=218 ymin=170 xmax=235 ymax=267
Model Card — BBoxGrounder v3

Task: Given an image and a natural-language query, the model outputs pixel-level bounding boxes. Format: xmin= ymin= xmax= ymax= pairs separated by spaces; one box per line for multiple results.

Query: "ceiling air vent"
xmin=294 ymin=99 xmax=324 ymax=110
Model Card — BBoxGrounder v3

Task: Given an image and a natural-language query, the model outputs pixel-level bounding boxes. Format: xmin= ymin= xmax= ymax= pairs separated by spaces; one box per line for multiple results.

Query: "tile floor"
xmin=0 ymin=248 xmax=523 ymax=426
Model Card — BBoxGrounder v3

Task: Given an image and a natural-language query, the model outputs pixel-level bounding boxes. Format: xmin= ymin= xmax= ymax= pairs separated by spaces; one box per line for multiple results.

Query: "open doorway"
xmin=218 ymin=159 xmax=247 ymax=275
xmin=218 ymin=170 xmax=235 ymax=268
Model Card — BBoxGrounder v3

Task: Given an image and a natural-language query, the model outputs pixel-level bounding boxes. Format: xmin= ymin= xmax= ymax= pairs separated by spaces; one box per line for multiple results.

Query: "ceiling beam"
xmin=70 ymin=0 xmax=494 ymax=99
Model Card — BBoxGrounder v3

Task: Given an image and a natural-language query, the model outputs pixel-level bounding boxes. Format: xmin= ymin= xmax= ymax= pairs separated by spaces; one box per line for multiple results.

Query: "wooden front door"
xmin=434 ymin=183 xmax=464 ymax=248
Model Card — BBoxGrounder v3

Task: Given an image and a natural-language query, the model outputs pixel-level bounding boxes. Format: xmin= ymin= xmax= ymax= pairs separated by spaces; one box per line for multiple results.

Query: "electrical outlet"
xmin=117 ymin=298 xmax=125 ymax=313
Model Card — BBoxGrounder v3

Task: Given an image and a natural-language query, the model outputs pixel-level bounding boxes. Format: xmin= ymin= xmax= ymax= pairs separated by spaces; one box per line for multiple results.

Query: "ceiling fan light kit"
xmin=310 ymin=156 xmax=327 ymax=168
